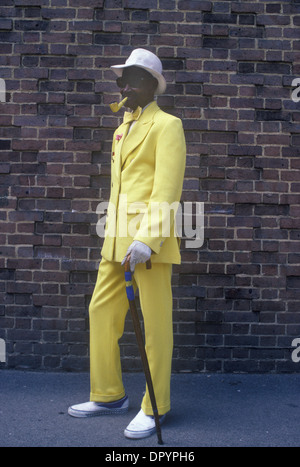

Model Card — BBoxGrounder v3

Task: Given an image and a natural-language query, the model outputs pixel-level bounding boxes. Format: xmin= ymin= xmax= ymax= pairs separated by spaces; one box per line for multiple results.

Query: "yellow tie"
xmin=123 ymin=106 xmax=142 ymax=124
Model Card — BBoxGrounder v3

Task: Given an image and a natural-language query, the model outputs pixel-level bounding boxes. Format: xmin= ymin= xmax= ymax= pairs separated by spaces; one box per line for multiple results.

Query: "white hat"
xmin=111 ymin=48 xmax=167 ymax=95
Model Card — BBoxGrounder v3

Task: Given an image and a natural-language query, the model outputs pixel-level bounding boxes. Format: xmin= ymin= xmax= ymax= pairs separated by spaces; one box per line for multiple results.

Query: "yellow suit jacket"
xmin=101 ymin=101 xmax=186 ymax=264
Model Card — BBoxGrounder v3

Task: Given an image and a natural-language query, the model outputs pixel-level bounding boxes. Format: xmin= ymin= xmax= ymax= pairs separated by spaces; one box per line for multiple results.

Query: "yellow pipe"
xmin=110 ymin=97 xmax=128 ymax=113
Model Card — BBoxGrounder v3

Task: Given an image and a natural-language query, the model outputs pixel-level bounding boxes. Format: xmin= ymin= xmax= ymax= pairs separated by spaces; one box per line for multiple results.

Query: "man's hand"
xmin=121 ymin=240 xmax=151 ymax=272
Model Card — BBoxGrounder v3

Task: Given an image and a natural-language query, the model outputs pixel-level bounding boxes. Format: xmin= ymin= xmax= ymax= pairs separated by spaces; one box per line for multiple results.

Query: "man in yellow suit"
xmin=68 ymin=49 xmax=186 ymax=440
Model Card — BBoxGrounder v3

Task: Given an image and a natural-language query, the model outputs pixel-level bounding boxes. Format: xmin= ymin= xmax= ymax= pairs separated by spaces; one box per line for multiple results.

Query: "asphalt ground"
xmin=1 ymin=370 xmax=300 ymax=449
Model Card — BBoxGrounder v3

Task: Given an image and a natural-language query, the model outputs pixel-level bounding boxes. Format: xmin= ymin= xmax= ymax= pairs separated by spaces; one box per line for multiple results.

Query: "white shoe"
xmin=68 ymin=395 xmax=129 ymax=418
xmin=124 ymin=409 xmax=166 ymax=440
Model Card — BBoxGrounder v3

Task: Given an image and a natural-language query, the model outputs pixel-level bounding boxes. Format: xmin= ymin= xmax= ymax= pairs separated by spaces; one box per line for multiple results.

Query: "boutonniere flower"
xmin=116 ymin=133 xmax=123 ymax=142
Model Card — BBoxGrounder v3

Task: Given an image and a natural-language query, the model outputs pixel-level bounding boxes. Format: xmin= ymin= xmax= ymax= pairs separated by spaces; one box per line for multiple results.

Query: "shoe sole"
xmin=124 ymin=427 xmax=156 ymax=439
xmin=68 ymin=406 xmax=129 ymax=418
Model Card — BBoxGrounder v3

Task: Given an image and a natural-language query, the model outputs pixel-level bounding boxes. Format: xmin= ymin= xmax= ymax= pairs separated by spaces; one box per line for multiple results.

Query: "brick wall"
xmin=1 ymin=0 xmax=300 ymax=373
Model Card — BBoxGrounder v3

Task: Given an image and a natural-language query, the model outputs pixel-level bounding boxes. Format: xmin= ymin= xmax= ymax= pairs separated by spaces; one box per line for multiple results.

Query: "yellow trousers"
xmin=89 ymin=258 xmax=173 ymax=416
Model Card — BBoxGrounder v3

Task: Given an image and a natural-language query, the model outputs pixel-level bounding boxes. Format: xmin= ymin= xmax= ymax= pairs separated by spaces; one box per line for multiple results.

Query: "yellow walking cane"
xmin=124 ymin=257 xmax=164 ymax=445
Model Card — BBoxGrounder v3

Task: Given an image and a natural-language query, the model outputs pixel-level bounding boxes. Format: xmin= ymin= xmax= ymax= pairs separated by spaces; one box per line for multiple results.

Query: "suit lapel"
xmin=113 ymin=122 xmax=129 ymax=181
xmin=121 ymin=121 xmax=153 ymax=169
xmin=120 ymin=101 xmax=159 ymax=170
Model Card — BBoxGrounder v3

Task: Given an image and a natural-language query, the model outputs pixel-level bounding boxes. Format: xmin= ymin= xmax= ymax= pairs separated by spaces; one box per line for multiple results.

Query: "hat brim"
xmin=111 ymin=64 xmax=167 ymax=96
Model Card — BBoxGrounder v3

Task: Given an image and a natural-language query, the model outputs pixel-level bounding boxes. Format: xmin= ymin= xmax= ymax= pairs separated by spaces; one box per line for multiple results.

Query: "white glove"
xmin=122 ymin=240 xmax=151 ymax=272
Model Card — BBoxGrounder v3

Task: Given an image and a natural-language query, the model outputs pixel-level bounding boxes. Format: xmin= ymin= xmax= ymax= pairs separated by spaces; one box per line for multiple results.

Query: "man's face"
xmin=116 ymin=66 xmax=158 ymax=110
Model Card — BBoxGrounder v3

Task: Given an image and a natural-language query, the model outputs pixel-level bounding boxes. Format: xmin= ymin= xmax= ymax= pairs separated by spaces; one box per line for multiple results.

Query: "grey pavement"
xmin=1 ymin=369 xmax=300 ymax=448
